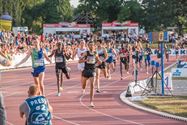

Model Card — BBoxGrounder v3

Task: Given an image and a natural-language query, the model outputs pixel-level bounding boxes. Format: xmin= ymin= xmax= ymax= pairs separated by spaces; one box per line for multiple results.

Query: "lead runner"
xmin=80 ymin=41 xmax=102 ymax=107
xmin=15 ymin=36 xmax=52 ymax=95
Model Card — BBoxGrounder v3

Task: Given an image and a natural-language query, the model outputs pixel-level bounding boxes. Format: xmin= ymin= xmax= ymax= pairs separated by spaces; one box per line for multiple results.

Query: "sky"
xmin=70 ymin=0 xmax=80 ymax=7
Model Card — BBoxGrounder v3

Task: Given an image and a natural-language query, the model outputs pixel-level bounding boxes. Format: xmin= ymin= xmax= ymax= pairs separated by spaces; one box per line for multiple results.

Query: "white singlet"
xmin=77 ymin=48 xmax=87 ymax=71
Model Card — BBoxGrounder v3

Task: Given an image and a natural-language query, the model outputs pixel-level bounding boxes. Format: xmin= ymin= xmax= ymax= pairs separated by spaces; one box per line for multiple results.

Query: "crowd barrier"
xmin=0 ymin=49 xmax=186 ymax=70
xmin=151 ymin=49 xmax=187 ymax=56
xmin=0 ymin=53 xmax=78 ymax=70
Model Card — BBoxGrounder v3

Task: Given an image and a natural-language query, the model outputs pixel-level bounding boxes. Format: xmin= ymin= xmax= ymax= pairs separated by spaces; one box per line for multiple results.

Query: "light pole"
xmin=160 ymin=24 xmax=165 ymax=96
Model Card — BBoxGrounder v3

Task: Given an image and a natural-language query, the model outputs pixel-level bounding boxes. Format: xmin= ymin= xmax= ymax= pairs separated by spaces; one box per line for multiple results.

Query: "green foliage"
xmin=0 ymin=0 xmax=73 ymax=34
xmin=75 ymin=0 xmax=187 ymax=34
xmin=118 ymin=0 xmax=144 ymax=24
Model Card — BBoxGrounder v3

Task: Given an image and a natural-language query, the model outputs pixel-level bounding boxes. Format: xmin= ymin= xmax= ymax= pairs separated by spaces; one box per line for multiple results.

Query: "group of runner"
xmin=0 ymin=33 xmax=185 ymax=125
xmin=1 ymin=34 xmax=183 ymax=107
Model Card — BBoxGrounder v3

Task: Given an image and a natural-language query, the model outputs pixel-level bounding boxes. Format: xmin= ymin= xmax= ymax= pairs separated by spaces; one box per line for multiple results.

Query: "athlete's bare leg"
xmin=82 ymin=76 xmax=88 ymax=95
xmin=89 ymin=77 xmax=95 ymax=107
xmin=33 ymin=77 xmax=40 ymax=95
xmin=38 ymin=72 xmax=45 ymax=95
xmin=96 ymin=68 xmax=101 ymax=92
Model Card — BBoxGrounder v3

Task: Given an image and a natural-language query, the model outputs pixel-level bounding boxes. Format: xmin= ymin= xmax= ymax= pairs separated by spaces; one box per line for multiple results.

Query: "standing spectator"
xmin=19 ymin=85 xmax=53 ymax=125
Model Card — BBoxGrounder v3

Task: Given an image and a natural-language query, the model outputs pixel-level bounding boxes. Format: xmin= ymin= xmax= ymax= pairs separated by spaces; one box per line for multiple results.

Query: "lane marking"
xmin=79 ymin=75 xmax=144 ymax=125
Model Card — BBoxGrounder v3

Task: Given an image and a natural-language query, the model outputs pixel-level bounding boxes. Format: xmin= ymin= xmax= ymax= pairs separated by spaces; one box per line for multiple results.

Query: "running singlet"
xmin=97 ymin=49 xmax=105 ymax=61
xmin=119 ymin=49 xmax=128 ymax=58
xmin=144 ymin=48 xmax=151 ymax=60
xmin=55 ymin=49 xmax=66 ymax=67
xmin=106 ymin=48 xmax=113 ymax=63
xmin=77 ymin=48 xmax=87 ymax=60
xmin=85 ymin=51 xmax=96 ymax=70
xmin=77 ymin=48 xmax=87 ymax=71
xmin=25 ymin=96 xmax=52 ymax=125
xmin=32 ymin=48 xmax=45 ymax=68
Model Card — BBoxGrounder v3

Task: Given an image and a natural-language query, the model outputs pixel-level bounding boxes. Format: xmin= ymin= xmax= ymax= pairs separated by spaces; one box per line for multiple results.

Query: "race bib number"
xmin=87 ymin=56 xmax=95 ymax=64
xmin=34 ymin=59 xmax=44 ymax=67
xmin=55 ymin=57 xmax=63 ymax=63
xmin=120 ymin=53 xmax=125 ymax=57
xmin=108 ymin=53 xmax=113 ymax=57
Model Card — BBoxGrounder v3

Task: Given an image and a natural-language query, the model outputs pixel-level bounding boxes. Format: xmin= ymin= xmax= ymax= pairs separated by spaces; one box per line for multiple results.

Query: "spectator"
xmin=19 ymin=85 xmax=53 ymax=125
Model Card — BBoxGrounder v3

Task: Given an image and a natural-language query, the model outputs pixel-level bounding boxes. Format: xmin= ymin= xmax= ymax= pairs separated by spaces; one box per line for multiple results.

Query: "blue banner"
xmin=164 ymin=31 xmax=169 ymax=41
xmin=148 ymin=32 xmax=153 ymax=43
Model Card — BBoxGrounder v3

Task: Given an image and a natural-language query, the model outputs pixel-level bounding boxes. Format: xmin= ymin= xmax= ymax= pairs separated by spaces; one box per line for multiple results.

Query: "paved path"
xmin=0 ymin=57 xmax=186 ymax=125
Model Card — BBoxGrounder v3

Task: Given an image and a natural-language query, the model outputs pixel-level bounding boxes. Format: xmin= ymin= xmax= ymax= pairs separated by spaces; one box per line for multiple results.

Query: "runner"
xmin=48 ymin=42 xmax=71 ymax=96
xmin=144 ymin=44 xmax=152 ymax=74
xmin=131 ymin=44 xmax=139 ymax=76
xmin=81 ymin=41 xmax=101 ymax=107
xmin=119 ymin=43 xmax=130 ymax=80
xmin=19 ymin=85 xmax=53 ymax=125
xmin=165 ymin=44 xmax=170 ymax=62
xmin=175 ymin=43 xmax=180 ymax=60
xmin=138 ymin=47 xmax=143 ymax=70
xmin=106 ymin=41 xmax=116 ymax=79
xmin=95 ymin=40 xmax=108 ymax=93
xmin=111 ymin=42 xmax=119 ymax=70
xmin=72 ymin=39 xmax=87 ymax=94
xmin=15 ymin=37 xmax=52 ymax=95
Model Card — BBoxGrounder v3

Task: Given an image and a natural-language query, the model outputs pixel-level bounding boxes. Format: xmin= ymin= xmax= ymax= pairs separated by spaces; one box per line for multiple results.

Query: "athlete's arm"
xmin=103 ymin=48 xmax=108 ymax=62
xmin=47 ymin=101 xmax=53 ymax=113
xmin=20 ymin=111 xmax=24 ymax=118
xmin=72 ymin=48 xmax=78 ymax=60
xmin=44 ymin=50 xmax=52 ymax=64
xmin=48 ymin=50 xmax=55 ymax=58
xmin=112 ymin=48 xmax=117 ymax=56
xmin=15 ymin=50 xmax=31 ymax=67
xmin=96 ymin=53 xmax=102 ymax=65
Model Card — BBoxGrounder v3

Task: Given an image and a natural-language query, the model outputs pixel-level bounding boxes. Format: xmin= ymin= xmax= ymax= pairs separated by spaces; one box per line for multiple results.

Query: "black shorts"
xmin=113 ymin=59 xmax=116 ymax=63
xmin=97 ymin=62 xmax=106 ymax=69
xmin=120 ymin=58 xmax=129 ymax=65
xmin=55 ymin=66 xmax=68 ymax=75
xmin=82 ymin=69 xmax=96 ymax=78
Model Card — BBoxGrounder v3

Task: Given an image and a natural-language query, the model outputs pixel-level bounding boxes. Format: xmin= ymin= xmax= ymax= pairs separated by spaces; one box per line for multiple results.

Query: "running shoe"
xmin=82 ymin=89 xmax=86 ymax=95
xmin=56 ymin=93 xmax=61 ymax=97
xmin=89 ymin=102 xmax=95 ymax=108
xmin=96 ymin=89 xmax=101 ymax=93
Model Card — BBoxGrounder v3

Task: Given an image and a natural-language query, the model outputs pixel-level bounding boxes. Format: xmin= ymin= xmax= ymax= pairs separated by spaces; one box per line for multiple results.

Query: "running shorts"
xmin=31 ymin=66 xmax=45 ymax=77
xmin=82 ymin=69 xmax=96 ymax=78
xmin=97 ymin=62 xmax=106 ymax=69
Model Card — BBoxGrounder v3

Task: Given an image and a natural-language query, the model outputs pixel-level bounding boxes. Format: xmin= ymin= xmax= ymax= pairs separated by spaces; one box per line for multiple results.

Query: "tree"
xmin=118 ymin=0 xmax=144 ymax=25
xmin=76 ymin=0 xmax=124 ymax=24
xmin=42 ymin=0 xmax=72 ymax=23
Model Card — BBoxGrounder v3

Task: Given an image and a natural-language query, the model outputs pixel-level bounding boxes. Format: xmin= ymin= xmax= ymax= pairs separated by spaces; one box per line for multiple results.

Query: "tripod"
xmin=141 ymin=61 xmax=173 ymax=96
xmin=133 ymin=54 xmax=145 ymax=90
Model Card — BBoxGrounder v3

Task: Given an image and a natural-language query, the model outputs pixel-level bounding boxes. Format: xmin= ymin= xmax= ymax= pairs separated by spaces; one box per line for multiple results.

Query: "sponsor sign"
xmin=171 ymin=68 xmax=187 ymax=77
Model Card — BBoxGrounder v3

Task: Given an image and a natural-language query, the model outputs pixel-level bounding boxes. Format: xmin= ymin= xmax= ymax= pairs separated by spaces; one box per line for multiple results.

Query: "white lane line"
xmin=53 ymin=115 xmax=81 ymax=125
xmin=79 ymin=75 xmax=144 ymax=125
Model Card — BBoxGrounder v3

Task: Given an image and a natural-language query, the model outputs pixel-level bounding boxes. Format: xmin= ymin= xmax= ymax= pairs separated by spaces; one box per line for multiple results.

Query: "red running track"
xmin=0 ymin=56 xmax=186 ymax=125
